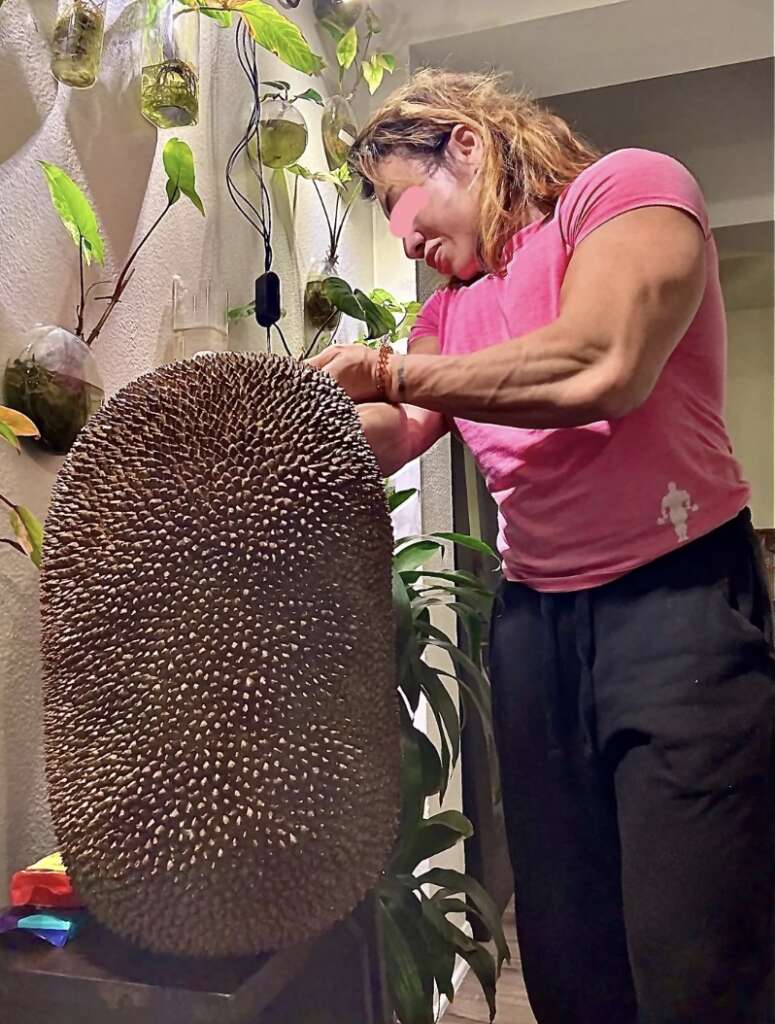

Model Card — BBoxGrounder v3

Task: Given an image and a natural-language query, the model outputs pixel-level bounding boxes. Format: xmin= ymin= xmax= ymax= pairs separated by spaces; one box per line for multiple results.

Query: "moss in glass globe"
xmin=141 ymin=59 xmax=199 ymax=129
xmin=50 ymin=0 xmax=105 ymax=89
xmin=312 ymin=0 xmax=364 ymax=30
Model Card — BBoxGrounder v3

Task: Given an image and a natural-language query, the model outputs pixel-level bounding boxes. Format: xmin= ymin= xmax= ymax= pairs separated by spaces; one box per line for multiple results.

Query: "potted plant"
xmin=2 ymin=139 xmax=204 ymax=454
xmin=373 ymin=486 xmax=509 ymax=1024
xmin=0 ymin=406 xmax=44 ymax=567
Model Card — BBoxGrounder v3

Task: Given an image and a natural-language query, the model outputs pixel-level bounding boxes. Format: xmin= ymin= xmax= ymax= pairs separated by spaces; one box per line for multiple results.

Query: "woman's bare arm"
xmin=358 ymin=334 xmax=448 ymax=476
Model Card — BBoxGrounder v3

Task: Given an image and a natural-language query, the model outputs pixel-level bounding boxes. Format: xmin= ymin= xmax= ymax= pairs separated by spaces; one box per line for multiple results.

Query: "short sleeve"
xmin=558 ymin=148 xmax=711 ymax=250
xmin=407 ymin=289 xmax=444 ymax=351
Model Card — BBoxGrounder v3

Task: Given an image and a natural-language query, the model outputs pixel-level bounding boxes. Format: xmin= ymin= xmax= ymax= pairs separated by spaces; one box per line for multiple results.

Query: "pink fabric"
xmin=409 ymin=148 xmax=750 ymax=592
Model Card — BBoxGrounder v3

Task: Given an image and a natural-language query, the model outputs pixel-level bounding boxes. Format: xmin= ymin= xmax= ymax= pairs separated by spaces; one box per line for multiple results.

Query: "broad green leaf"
xmin=417 ymin=728 xmax=442 ymax=797
xmin=39 ymin=161 xmax=104 ymax=266
xmin=398 ymin=698 xmax=425 ymax=827
xmin=417 ymin=867 xmax=511 ymax=969
xmin=163 ymin=138 xmax=205 ymax=215
xmin=177 ymin=0 xmax=232 ymax=25
xmin=336 ymin=25 xmax=358 ymax=69
xmin=388 ymin=487 xmax=417 ymax=513
xmin=430 ymin=530 xmax=499 ymax=560
xmin=370 ymin=287 xmax=402 ymax=310
xmin=378 ymin=879 xmax=455 ymax=1003
xmin=201 ymin=6 xmax=233 ymax=25
xmin=377 ymin=52 xmax=396 ymax=72
xmin=400 ymin=569 xmax=491 ymax=594
xmin=361 ymin=55 xmax=383 ymax=94
xmin=378 ymin=899 xmax=435 ymax=1024
xmin=0 ymin=406 xmax=39 ymax=439
xmin=295 ymin=87 xmax=324 ymax=105
xmin=392 ymin=810 xmax=473 ymax=873
xmin=0 ymin=422 xmax=19 ymax=450
xmin=319 ymin=18 xmax=344 ymax=44
xmin=455 ymin=941 xmax=499 ymax=1022
xmin=321 ymin=277 xmax=395 ymax=338
xmin=393 ymin=539 xmax=443 ymax=574
xmin=232 ymin=1 xmax=325 ymax=75
xmin=10 ymin=506 xmax=44 ymax=568
xmin=228 ymin=301 xmax=256 ymax=322
xmin=417 ymin=661 xmax=460 ymax=775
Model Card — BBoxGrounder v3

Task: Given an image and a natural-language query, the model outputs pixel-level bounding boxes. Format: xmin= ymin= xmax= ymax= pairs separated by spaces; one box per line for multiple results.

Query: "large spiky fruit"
xmin=40 ymin=352 xmax=400 ymax=957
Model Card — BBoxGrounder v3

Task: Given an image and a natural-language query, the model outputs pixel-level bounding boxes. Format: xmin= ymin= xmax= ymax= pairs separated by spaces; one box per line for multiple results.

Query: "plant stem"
xmin=311 ymin=179 xmax=336 ymax=260
xmin=0 ymin=492 xmax=17 ymax=511
xmin=74 ymin=235 xmax=86 ymax=340
xmin=303 ymin=307 xmax=339 ymax=360
xmin=0 ymin=537 xmax=26 ymax=557
xmin=85 ymin=199 xmax=173 ymax=348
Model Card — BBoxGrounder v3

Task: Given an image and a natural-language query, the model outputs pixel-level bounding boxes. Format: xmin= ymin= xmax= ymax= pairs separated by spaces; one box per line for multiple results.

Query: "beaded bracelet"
xmin=375 ymin=341 xmax=393 ymax=397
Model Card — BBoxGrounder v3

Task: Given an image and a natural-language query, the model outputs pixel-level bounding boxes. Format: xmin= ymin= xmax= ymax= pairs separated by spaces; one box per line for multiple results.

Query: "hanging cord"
xmin=225 ymin=20 xmax=294 ymax=358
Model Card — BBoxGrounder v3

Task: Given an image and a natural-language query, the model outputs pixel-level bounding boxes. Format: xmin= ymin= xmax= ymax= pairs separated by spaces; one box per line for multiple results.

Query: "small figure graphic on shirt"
xmin=657 ymin=481 xmax=699 ymax=542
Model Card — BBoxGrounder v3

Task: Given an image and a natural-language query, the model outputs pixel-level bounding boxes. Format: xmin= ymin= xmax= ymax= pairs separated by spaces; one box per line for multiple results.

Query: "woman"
xmin=309 ymin=70 xmax=775 ymax=1023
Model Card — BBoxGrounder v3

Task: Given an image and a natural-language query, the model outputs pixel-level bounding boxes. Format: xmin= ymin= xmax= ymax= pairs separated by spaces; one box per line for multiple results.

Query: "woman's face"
xmin=373 ymin=126 xmax=484 ymax=281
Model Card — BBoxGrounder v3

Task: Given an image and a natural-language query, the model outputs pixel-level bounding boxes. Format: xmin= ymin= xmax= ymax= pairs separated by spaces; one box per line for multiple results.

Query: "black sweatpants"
xmin=489 ymin=509 xmax=775 ymax=1023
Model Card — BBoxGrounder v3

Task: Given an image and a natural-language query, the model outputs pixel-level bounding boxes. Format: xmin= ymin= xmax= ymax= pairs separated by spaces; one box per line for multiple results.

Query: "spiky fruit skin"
xmin=40 ymin=353 xmax=400 ymax=957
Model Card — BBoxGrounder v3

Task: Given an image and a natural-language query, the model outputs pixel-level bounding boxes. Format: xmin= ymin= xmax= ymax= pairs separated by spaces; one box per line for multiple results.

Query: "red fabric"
xmin=10 ymin=870 xmax=84 ymax=909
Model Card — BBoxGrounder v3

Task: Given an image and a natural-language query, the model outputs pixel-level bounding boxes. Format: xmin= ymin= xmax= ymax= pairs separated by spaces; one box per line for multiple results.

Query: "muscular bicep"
xmin=556 ymin=205 xmax=708 ymax=414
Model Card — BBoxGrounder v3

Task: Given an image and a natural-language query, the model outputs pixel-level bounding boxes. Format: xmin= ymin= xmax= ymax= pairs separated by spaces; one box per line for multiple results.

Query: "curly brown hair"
xmin=348 ymin=68 xmax=603 ymax=277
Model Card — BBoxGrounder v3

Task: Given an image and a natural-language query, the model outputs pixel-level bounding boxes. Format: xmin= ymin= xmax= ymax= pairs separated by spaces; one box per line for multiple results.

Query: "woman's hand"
xmin=307 ymin=344 xmax=382 ymax=403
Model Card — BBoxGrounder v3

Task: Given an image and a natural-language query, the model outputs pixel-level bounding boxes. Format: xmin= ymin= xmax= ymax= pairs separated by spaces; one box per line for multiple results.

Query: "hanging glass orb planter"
xmin=3 ymin=326 xmax=104 ymax=454
xmin=141 ymin=0 xmax=200 ymax=129
xmin=254 ymin=98 xmax=308 ymax=170
xmin=321 ymin=93 xmax=357 ymax=172
xmin=50 ymin=0 xmax=106 ymax=89
xmin=312 ymin=0 xmax=364 ymax=30
xmin=303 ymin=255 xmax=342 ymax=356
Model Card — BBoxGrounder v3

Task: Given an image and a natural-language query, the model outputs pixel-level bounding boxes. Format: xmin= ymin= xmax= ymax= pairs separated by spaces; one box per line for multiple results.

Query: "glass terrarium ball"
xmin=255 ymin=98 xmax=308 ymax=170
xmin=312 ymin=0 xmax=364 ymax=30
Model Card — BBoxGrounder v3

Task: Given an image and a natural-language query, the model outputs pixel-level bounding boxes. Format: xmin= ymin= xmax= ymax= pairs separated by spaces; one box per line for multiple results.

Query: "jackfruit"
xmin=40 ymin=352 xmax=400 ymax=957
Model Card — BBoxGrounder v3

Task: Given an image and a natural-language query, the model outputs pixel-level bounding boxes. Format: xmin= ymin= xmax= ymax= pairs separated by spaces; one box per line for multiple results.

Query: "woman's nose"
xmin=403 ymin=230 xmax=425 ymax=260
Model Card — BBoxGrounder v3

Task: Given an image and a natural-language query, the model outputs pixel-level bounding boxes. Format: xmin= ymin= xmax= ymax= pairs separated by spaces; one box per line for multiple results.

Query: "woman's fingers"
xmin=307 ymin=346 xmax=343 ymax=369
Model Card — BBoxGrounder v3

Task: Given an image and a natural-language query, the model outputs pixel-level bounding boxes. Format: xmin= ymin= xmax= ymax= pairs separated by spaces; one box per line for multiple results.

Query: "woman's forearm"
xmin=357 ymin=402 xmax=448 ymax=477
xmin=388 ymin=321 xmax=618 ymax=428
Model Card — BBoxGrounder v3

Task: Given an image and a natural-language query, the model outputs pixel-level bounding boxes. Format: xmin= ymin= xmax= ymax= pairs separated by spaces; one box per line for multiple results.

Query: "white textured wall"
xmin=0 ymin=0 xmax=375 ymax=883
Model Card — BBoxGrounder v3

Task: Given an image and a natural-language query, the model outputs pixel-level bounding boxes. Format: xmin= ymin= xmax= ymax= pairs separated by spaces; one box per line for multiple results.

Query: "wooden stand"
xmin=0 ymin=897 xmax=391 ymax=1024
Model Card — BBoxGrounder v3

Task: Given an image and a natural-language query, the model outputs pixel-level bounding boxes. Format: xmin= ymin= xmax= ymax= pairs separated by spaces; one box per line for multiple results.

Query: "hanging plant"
xmin=141 ymin=0 xmax=201 ymax=129
xmin=50 ymin=0 xmax=107 ymax=89
xmin=312 ymin=0 xmax=364 ymax=31
xmin=2 ymin=140 xmax=204 ymax=453
xmin=247 ymin=81 xmax=323 ymax=170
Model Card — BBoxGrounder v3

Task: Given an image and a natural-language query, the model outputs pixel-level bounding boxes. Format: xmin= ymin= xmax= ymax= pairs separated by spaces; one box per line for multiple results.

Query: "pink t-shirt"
xmin=409 ymin=148 xmax=750 ymax=592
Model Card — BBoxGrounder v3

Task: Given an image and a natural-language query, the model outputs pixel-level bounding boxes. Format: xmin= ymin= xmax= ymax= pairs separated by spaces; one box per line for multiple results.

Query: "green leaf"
xmin=201 ymin=5 xmax=233 ymax=25
xmin=294 ymin=87 xmax=324 ymax=105
xmin=38 ymin=161 xmax=104 ymax=266
xmin=394 ymin=539 xmax=443 ymax=574
xmin=263 ymin=79 xmax=291 ymax=91
xmin=286 ymin=163 xmax=339 ymax=185
xmin=388 ymin=487 xmax=417 ymax=513
xmin=233 ymin=1 xmax=325 ymax=75
xmin=369 ymin=287 xmax=402 ymax=310
xmin=336 ymin=25 xmax=358 ymax=69
xmin=455 ymin=941 xmax=499 ymax=1022
xmin=320 ymin=277 xmax=395 ymax=339
xmin=0 ymin=421 xmax=19 ymax=450
xmin=379 ymin=878 xmax=456 ymax=1003
xmin=417 ymin=661 xmax=460 ymax=773
xmin=361 ymin=55 xmax=383 ymax=94
xmin=398 ymin=698 xmax=426 ymax=827
xmin=392 ymin=810 xmax=473 ymax=873
xmin=376 ymin=52 xmax=396 ymax=72
xmin=319 ymin=18 xmax=344 ymax=44
xmin=10 ymin=506 xmax=44 ymax=568
xmin=162 ymin=138 xmax=205 ymax=215
xmin=393 ymin=565 xmax=418 ymax=688
xmin=378 ymin=899 xmax=435 ymax=1024
xmin=417 ymin=729 xmax=442 ymax=797
xmin=430 ymin=531 xmax=500 ymax=560
xmin=228 ymin=301 xmax=256 ymax=323
xmin=417 ymin=868 xmax=511 ymax=970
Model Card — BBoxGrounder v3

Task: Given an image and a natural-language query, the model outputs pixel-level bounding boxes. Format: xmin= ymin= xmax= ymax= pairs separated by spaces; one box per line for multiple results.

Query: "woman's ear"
xmin=447 ymin=124 xmax=483 ymax=165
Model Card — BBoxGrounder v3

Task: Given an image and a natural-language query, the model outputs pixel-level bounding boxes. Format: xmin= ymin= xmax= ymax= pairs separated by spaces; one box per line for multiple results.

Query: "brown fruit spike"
xmin=40 ymin=352 xmax=401 ymax=957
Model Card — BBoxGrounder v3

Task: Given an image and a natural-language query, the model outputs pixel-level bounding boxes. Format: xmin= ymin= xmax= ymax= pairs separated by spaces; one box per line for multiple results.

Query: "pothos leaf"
xmin=377 ymin=52 xmax=396 ymax=72
xmin=0 ymin=406 xmax=39 ymax=439
xmin=10 ymin=506 xmax=44 ymax=568
xmin=295 ymin=87 xmax=324 ymax=105
xmin=231 ymin=1 xmax=325 ymax=75
xmin=0 ymin=422 xmax=19 ymax=450
xmin=163 ymin=138 xmax=205 ymax=215
xmin=38 ymin=161 xmax=104 ymax=266
xmin=361 ymin=55 xmax=383 ymax=94
xmin=336 ymin=25 xmax=358 ymax=69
